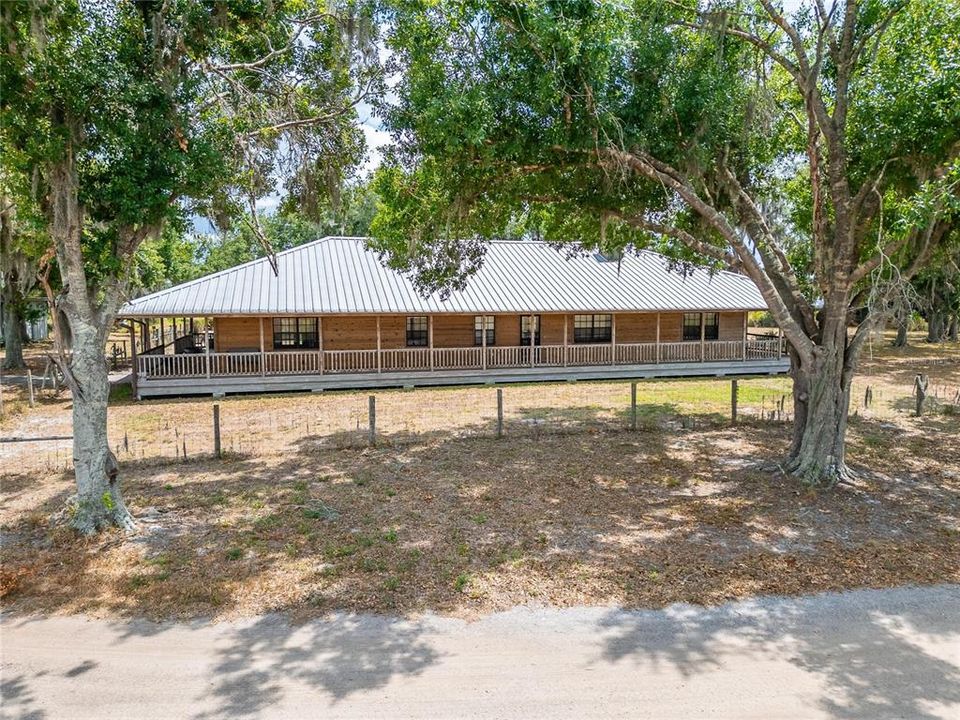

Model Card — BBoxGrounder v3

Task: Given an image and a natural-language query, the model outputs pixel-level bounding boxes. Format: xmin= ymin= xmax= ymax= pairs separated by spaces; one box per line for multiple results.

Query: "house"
xmin=117 ymin=236 xmax=787 ymax=398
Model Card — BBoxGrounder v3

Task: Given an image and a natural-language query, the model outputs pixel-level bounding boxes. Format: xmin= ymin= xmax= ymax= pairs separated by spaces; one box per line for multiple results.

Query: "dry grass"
xmin=1 ymin=332 xmax=958 ymax=621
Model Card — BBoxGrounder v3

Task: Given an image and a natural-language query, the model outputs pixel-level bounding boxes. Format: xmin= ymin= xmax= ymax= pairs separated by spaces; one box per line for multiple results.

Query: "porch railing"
xmin=137 ymin=338 xmax=786 ymax=380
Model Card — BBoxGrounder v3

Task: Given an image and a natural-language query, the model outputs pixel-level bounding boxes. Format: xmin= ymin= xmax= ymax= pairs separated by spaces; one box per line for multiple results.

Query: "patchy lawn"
xmin=1 ymin=332 xmax=958 ymax=620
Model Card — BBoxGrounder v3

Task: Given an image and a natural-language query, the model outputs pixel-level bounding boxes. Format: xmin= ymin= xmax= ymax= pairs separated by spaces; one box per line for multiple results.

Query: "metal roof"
xmin=118 ymin=236 xmax=767 ymax=317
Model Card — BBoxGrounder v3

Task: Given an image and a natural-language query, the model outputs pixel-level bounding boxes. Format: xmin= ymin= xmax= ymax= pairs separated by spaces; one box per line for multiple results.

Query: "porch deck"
xmin=134 ymin=338 xmax=789 ymax=398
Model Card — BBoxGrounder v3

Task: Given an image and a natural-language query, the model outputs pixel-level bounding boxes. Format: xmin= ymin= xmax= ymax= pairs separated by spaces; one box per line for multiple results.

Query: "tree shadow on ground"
xmin=598 ymin=585 xmax=960 ymax=720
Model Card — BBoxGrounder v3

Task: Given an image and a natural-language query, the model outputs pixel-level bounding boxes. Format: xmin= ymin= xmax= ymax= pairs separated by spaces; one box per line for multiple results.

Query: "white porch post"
xmin=481 ymin=315 xmax=487 ymax=370
xmin=700 ymin=313 xmax=706 ymax=362
xmin=742 ymin=313 xmax=748 ymax=361
xmin=259 ymin=317 xmax=265 ymax=376
xmin=611 ymin=313 xmax=617 ymax=365
xmin=376 ymin=315 xmax=382 ymax=373
xmin=655 ymin=312 xmax=661 ymax=364
xmin=562 ymin=314 xmax=568 ymax=367
xmin=318 ymin=316 xmax=324 ymax=375
xmin=204 ymin=317 xmax=211 ymax=379
xmin=429 ymin=315 xmax=434 ymax=371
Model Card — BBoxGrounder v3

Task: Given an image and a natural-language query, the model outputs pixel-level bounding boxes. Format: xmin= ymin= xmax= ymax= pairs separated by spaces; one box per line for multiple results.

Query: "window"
xmin=683 ymin=313 xmax=701 ymax=341
xmin=573 ymin=314 xmax=612 ymax=343
xmin=682 ymin=313 xmax=719 ymax=341
xmin=520 ymin=315 xmax=541 ymax=346
xmin=406 ymin=316 xmax=428 ymax=347
xmin=703 ymin=312 xmax=719 ymax=340
xmin=272 ymin=317 xmax=318 ymax=349
xmin=474 ymin=316 xmax=495 ymax=346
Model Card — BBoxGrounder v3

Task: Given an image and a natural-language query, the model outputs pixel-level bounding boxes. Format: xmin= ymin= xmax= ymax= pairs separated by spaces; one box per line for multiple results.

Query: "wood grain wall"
xmin=212 ymin=311 xmax=748 ymax=351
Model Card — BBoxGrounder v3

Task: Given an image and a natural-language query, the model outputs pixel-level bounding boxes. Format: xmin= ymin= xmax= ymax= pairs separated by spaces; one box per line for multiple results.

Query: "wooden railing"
xmin=138 ymin=339 xmax=786 ymax=379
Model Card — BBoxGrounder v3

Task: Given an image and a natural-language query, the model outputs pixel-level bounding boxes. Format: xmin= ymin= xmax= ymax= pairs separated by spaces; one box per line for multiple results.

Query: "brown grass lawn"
xmin=1 ymin=333 xmax=958 ymax=620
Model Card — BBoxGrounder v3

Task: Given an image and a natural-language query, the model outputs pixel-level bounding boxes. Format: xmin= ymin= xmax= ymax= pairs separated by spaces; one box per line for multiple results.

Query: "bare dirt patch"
xmin=2 ymin=333 xmax=958 ymax=620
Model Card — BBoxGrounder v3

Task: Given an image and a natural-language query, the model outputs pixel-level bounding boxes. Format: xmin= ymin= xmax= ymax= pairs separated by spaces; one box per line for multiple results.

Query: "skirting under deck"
xmin=135 ymin=357 xmax=790 ymax=398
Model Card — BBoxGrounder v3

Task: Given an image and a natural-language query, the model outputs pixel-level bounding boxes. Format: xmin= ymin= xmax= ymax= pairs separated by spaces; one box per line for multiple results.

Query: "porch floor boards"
xmin=135 ymin=357 xmax=790 ymax=398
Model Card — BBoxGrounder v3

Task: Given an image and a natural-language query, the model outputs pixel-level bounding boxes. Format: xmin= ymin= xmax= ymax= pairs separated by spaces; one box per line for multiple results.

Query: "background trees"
xmin=372 ymin=0 xmax=960 ymax=485
xmin=0 ymin=0 xmax=379 ymax=532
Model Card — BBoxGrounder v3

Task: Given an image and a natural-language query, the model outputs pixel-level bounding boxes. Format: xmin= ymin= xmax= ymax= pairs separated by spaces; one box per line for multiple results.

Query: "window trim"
xmin=474 ymin=315 xmax=496 ymax=346
xmin=573 ymin=314 xmax=612 ymax=344
xmin=272 ymin=317 xmax=319 ymax=350
xmin=520 ymin=315 xmax=541 ymax=346
xmin=405 ymin=315 xmax=429 ymax=347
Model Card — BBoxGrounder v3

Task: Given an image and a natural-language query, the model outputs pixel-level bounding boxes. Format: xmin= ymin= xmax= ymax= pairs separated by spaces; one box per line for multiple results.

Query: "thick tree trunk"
xmin=927 ymin=311 xmax=944 ymax=342
xmin=1 ymin=290 xmax=25 ymax=369
xmin=949 ymin=315 xmax=958 ymax=343
xmin=68 ymin=320 xmax=135 ymax=534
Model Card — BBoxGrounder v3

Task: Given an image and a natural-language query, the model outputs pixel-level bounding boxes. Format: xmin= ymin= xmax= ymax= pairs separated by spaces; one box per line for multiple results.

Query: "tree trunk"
xmin=68 ymin=319 xmax=135 ymax=534
xmin=927 ymin=311 xmax=943 ymax=342
xmin=893 ymin=317 xmax=909 ymax=348
xmin=949 ymin=315 xmax=958 ymax=343
xmin=1 ymin=289 xmax=25 ymax=369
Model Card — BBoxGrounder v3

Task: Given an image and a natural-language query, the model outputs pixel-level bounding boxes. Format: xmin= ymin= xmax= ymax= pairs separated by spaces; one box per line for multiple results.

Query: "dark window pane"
xmin=683 ymin=313 xmax=701 ymax=341
xmin=573 ymin=314 xmax=611 ymax=343
xmin=406 ymin=316 xmax=428 ymax=347
xmin=520 ymin=315 xmax=541 ymax=346
xmin=273 ymin=317 xmax=319 ymax=350
xmin=704 ymin=313 xmax=719 ymax=340
xmin=474 ymin=316 xmax=495 ymax=346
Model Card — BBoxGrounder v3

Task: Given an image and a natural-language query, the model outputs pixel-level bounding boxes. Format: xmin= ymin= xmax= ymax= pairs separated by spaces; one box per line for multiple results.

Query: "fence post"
xmin=630 ymin=381 xmax=637 ymax=430
xmin=731 ymin=379 xmax=738 ymax=425
xmin=213 ymin=403 xmax=221 ymax=458
xmin=26 ymin=369 xmax=35 ymax=408
xmin=915 ymin=374 xmax=928 ymax=417
xmin=368 ymin=395 xmax=376 ymax=446
xmin=496 ymin=388 xmax=504 ymax=438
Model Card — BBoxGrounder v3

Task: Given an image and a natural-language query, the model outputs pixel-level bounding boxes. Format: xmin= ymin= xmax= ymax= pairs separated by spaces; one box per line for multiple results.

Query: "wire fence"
xmin=5 ymin=373 xmax=959 ymax=476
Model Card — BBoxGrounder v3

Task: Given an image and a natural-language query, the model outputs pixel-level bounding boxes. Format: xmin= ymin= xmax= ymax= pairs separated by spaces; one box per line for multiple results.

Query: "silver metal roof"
xmin=119 ymin=236 xmax=767 ymax=317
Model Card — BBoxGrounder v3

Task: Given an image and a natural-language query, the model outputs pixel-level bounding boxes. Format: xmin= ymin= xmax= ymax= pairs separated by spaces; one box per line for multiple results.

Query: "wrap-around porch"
xmin=130 ymin=312 xmax=789 ymax=398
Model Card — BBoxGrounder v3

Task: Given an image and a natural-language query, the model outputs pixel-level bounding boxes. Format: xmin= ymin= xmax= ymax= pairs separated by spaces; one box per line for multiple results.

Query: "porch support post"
xmin=777 ymin=325 xmax=783 ymax=356
xmin=481 ymin=315 xmax=487 ymax=370
xmin=529 ymin=314 xmax=535 ymax=367
xmin=562 ymin=314 xmax=568 ymax=367
xmin=318 ymin=316 xmax=324 ymax=375
xmin=376 ymin=315 xmax=382 ymax=373
xmin=128 ymin=323 xmax=138 ymax=399
xmin=611 ymin=313 xmax=617 ymax=365
xmin=655 ymin=312 xmax=661 ymax=364
xmin=159 ymin=317 xmax=165 ymax=353
xmin=700 ymin=313 xmax=705 ymax=362
xmin=429 ymin=315 xmax=434 ymax=371
xmin=204 ymin=317 xmax=211 ymax=379
xmin=259 ymin=317 xmax=265 ymax=376
xmin=742 ymin=313 xmax=747 ymax=361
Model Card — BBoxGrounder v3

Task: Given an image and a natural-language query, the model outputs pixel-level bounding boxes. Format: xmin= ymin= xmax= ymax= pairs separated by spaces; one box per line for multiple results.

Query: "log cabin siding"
xmin=211 ymin=311 xmax=748 ymax=351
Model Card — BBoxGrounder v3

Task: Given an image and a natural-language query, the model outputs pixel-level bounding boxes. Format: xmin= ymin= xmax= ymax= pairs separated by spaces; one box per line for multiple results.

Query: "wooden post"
xmin=0 ymin=362 xmax=4 ymax=416
xmin=258 ymin=317 xmax=265 ymax=377
xmin=481 ymin=315 xmax=487 ymax=370
xmin=915 ymin=374 xmax=928 ymax=416
xmin=656 ymin=312 xmax=661 ymax=364
xmin=700 ymin=313 xmax=705 ymax=362
xmin=213 ymin=403 xmax=221 ymax=458
xmin=318 ymin=316 xmax=324 ymax=375
xmin=428 ymin=315 xmax=434 ymax=371
xmin=562 ymin=315 xmax=568 ymax=367
xmin=742 ymin=313 xmax=748 ymax=361
xmin=630 ymin=381 xmax=637 ymax=430
xmin=376 ymin=316 xmax=382 ymax=374
xmin=159 ymin=317 xmax=166 ymax=352
xmin=204 ymin=317 xmax=211 ymax=379
xmin=731 ymin=379 xmax=738 ymax=425
xmin=368 ymin=395 xmax=376 ymax=446
xmin=777 ymin=325 xmax=783 ymax=357
xmin=611 ymin=313 xmax=617 ymax=365
xmin=496 ymin=388 xmax=503 ymax=437
xmin=128 ymin=323 xmax=139 ymax=399
xmin=26 ymin=369 xmax=35 ymax=407
xmin=529 ymin=314 xmax=535 ymax=367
